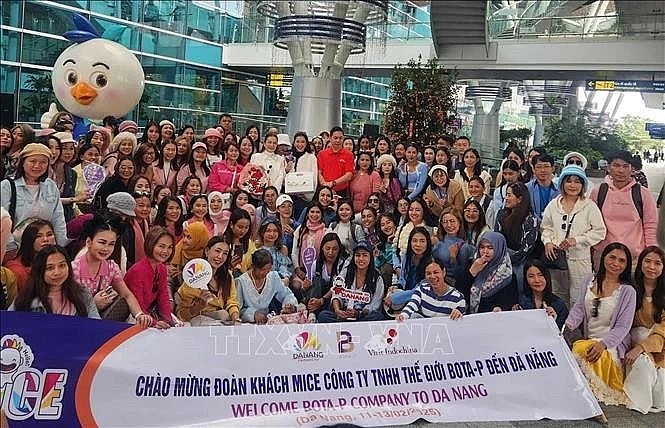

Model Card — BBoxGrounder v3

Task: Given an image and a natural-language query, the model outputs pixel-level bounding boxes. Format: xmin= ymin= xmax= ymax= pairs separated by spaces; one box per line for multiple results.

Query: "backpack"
xmin=596 ymin=182 xmax=643 ymax=221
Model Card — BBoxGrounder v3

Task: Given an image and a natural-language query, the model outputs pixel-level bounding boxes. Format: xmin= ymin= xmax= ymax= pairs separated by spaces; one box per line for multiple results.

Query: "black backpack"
xmin=596 ymin=182 xmax=643 ymax=221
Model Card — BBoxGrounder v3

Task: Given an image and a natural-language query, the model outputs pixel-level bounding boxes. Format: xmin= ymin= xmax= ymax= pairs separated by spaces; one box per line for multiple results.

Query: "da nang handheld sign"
xmin=182 ymin=258 xmax=213 ymax=290
xmin=0 ymin=310 xmax=603 ymax=427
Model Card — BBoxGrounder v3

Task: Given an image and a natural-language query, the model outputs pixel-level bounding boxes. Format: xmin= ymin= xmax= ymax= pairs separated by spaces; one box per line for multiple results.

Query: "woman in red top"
xmin=124 ymin=226 xmax=176 ymax=327
xmin=208 ymin=142 xmax=243 ymax=193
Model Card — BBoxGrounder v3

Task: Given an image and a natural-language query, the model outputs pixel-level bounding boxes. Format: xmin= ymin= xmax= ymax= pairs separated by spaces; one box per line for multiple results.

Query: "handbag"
xmin=544 ymin=213 xmax=577 ymax=271
xmin=101 ymin=296 xmax=130 ymax=321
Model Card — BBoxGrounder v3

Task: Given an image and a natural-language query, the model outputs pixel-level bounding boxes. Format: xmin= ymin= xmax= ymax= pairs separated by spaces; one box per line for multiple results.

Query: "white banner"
xmin=78 ymin=310 xmax=602 ymax=426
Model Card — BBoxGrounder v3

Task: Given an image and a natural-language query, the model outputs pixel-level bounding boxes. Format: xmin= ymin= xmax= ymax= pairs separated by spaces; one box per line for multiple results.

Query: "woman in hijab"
xmin=168 ymin=222 xmax=209 ymax=293
xmin=455 ymin=231 xmax=518 ymax=314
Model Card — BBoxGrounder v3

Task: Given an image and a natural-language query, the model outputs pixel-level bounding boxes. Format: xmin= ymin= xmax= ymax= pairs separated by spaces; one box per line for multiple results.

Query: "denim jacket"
xmin=0 ymin=177 xmax=68 ymax=251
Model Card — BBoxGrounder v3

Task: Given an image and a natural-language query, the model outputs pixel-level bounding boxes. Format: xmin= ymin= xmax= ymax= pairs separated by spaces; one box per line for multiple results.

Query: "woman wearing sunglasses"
xmin=564 ymin=242 xmax=636 ymax=406
xmin=541 ymin=165 xmax=606 ymax=307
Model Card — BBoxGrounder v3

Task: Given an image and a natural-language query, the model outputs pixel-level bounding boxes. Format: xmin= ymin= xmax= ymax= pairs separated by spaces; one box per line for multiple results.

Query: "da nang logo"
xmin=364 ymin=327 xmax=418 ymax=357
xmin=286 ymin=331 xmax=324 ymax=361
xmin=183 ymin=258 xmax=213 ymax=290
xmin=0 ymin=335 xmax=68 ymax=421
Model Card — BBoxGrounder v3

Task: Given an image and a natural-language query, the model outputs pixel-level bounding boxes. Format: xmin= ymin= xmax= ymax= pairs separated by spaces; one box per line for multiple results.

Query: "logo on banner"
xmin=286 ymin=331 xmax=324 ymax=361
xmin=0 ymin=335 xmax=68 ymax=421
xmin=364 ymin=327 xmax=418 ymax=357
xmin=337 ymin=331 xmax=355 ymax=354
xmin=183 ymin=258 xmax=213 ymax=289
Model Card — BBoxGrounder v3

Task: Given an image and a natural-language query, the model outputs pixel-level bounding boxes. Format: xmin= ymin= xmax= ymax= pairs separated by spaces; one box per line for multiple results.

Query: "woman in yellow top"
xmin=624 ymin=246 xmax=665 ymax=414
xmin=176 ymin=237 xmax=240 ymax=325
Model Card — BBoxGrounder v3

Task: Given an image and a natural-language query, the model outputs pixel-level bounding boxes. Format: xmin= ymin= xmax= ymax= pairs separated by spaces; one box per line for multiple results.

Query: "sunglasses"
xmin=566 ymin=159 xmax=583 ymax=166
xmin=591 ymin=297 xmax=600 ymax=318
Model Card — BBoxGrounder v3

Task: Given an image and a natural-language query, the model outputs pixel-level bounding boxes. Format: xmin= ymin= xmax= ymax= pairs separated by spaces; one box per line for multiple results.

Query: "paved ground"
xmin=396 ymin=161 xmax=665 ymax=427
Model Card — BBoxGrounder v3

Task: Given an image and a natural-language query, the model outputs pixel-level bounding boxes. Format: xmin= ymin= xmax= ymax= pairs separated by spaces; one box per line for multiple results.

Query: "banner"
xmin=0 ymin=310 xmax=602 ymax=427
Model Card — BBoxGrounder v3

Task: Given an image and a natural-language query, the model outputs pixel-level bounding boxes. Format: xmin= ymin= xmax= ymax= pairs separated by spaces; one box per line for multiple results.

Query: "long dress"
xmin=571 ymin=285 xmax=628 ymax=406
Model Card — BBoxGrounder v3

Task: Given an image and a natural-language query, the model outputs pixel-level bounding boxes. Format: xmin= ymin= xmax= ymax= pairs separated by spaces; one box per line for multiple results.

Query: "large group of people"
xmin=0 ymin=114 xmax=663 ymax=414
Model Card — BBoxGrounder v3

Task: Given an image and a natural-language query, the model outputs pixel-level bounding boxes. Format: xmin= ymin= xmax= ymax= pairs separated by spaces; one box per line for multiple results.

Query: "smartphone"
xmin=103 ymin=286 xmax=114 ymax=295
xmin=232 ymin=243 xmax=244 ymax=260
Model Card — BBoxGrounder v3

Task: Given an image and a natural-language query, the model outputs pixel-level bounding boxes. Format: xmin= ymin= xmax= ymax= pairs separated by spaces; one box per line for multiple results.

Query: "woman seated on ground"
xmin=564 ymin=242 xmax=636 ymax=406
xmin=623 ymin=246 xmax=665 ymax=414
xmin=392 ymin=198 xmax=433 ymax=280
xmin=397 ymin=258 xmax=465 ymax=321
xmin=176 ymin=237 xmax=241 ymax=326
xmin=292 ymin=202 xmax=328 ymax=288
xmin=384 ymin=226 xmax=431 ymax=316
xmin=124 ymin=227 xmax=175 ymax=328
xmin=154 ymin=196 xmax=185 ymax=244
xmin=455 ymin=231 xmax=518 ymax=314
xmin=5 ymin=219 xmax=56 ymax=292
xmin=514 ymin=260 xmax=569 ymax=329
xmin=236 ymin=249 xmax=298 ymax=324
xmin=374 ymin=213 xmax=397 ymax=289
xmin=256 ymin=218 xmax=294 ymax=287
xmin=301 ymin=233 xmax=349 ymax=316
xmin=318 ymin=241 xmax=385 ymax=323
xmin=10 ymin=245 xmax=99 ymax=318
xmin=432 ymin=208 xmax=473 ymax=284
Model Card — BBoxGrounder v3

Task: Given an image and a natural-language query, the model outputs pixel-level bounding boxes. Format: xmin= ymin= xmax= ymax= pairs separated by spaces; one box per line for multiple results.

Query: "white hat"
xmin=276 ymin=194 xmax=293 ymax=207
xmin=428 ymin=164 xmax=448 ymax=177
xmin=277 ymin=134 xmax=291 ymax=147
xmin=376 ymin=154 xmax=396 ymax=168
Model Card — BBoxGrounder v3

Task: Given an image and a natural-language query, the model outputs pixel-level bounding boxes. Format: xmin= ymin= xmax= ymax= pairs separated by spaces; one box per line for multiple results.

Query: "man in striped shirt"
xmin=398 ymin=259 xmax=466 ymax=320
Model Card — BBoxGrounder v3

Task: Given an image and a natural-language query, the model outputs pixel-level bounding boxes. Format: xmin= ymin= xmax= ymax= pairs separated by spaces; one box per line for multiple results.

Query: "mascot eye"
xmin=66 ymin=71 xmax=78 ymax=86
xmin=90 ymin=71 xmax=108 ymax=88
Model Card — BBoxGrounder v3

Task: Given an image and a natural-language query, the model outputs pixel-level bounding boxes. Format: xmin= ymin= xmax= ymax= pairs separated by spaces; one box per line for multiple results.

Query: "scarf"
xmin=469 ymin=231 xmax=513 ymax=314
xmin=208 ymin=191 xmax=227 ymax=225
xmin=171 ymin=222 xmax=209 ymax=268
xmin=301 ymin=220 xmax=326 ymax=264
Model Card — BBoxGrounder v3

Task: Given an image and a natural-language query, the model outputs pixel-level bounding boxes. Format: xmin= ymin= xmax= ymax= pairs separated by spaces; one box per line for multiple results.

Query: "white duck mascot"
xmin=47 ymin=13 xmax=144 ymax=137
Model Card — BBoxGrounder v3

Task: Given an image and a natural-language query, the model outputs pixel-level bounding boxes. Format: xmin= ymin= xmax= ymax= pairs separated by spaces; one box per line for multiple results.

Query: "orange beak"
xmin=70 ymin=82 xmax=98 ymax=105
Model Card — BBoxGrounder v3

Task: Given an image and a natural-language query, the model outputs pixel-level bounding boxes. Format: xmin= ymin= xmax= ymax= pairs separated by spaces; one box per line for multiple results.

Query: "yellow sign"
xmin=594 ymin=81 xmax=615 ymax=90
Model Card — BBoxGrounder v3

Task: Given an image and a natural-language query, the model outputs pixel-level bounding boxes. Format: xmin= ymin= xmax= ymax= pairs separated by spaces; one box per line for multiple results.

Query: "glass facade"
xmin=1 ymin=1 xmax=429 ymax=136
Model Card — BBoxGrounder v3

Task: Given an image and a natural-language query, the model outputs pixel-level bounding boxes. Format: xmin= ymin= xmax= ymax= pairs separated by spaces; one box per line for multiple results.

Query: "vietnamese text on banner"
xmin=0 ymin=310 xmax=602 ymax=427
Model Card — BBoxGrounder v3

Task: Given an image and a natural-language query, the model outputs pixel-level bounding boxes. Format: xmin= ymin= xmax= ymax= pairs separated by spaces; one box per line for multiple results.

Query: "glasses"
xmin=566 ymin=159 xmax=583 ymax=166
xmin=368 ymin=198 xmax=379 ymax=203
xmin=464 ymin=208 xmax=479 ymax=214
xmin=591 ymin=297 xmax=601 ymax=318
xmin=441 ymin=219 xmax=458 ymax=225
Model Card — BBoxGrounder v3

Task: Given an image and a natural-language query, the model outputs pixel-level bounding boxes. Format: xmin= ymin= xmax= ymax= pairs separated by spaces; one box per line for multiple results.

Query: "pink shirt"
xmin=72 ymin=254 xmax=123 ymax=295
xmin=208 ymin=160 xmax=243 ymax=193
xmin=349 ymin=170 xmax=381 ymax=213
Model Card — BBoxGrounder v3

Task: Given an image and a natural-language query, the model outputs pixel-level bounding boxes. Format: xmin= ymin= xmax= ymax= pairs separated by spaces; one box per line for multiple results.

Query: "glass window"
xmin=220 ymin=81 xmax=238 ymax=113
xmin=185 ymin=38 xmax=221 ymax=67
xmin=23 ymin=3 xmax=73 ymax=36
xmin=57 ymin=1 xmax=89 ymax=9
xmin=90 ymin=18 xmax=141 ymax=50
xmin=1 ymin=1 xmax=22 ymax=27
xmin=141 ymin=57 xmax=181 ymax=85
xmin=21 ymin=33 xmax=70 ymax=67
xmin=18 ymin=69 xmax=56 ymax=124
xmin=181 ymin=66 xmax=219 ymax=90
xmin=0 ymin=64 xmax=18 ymax=93
xmin=1 ymin=30 xmax=20 ymax=62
